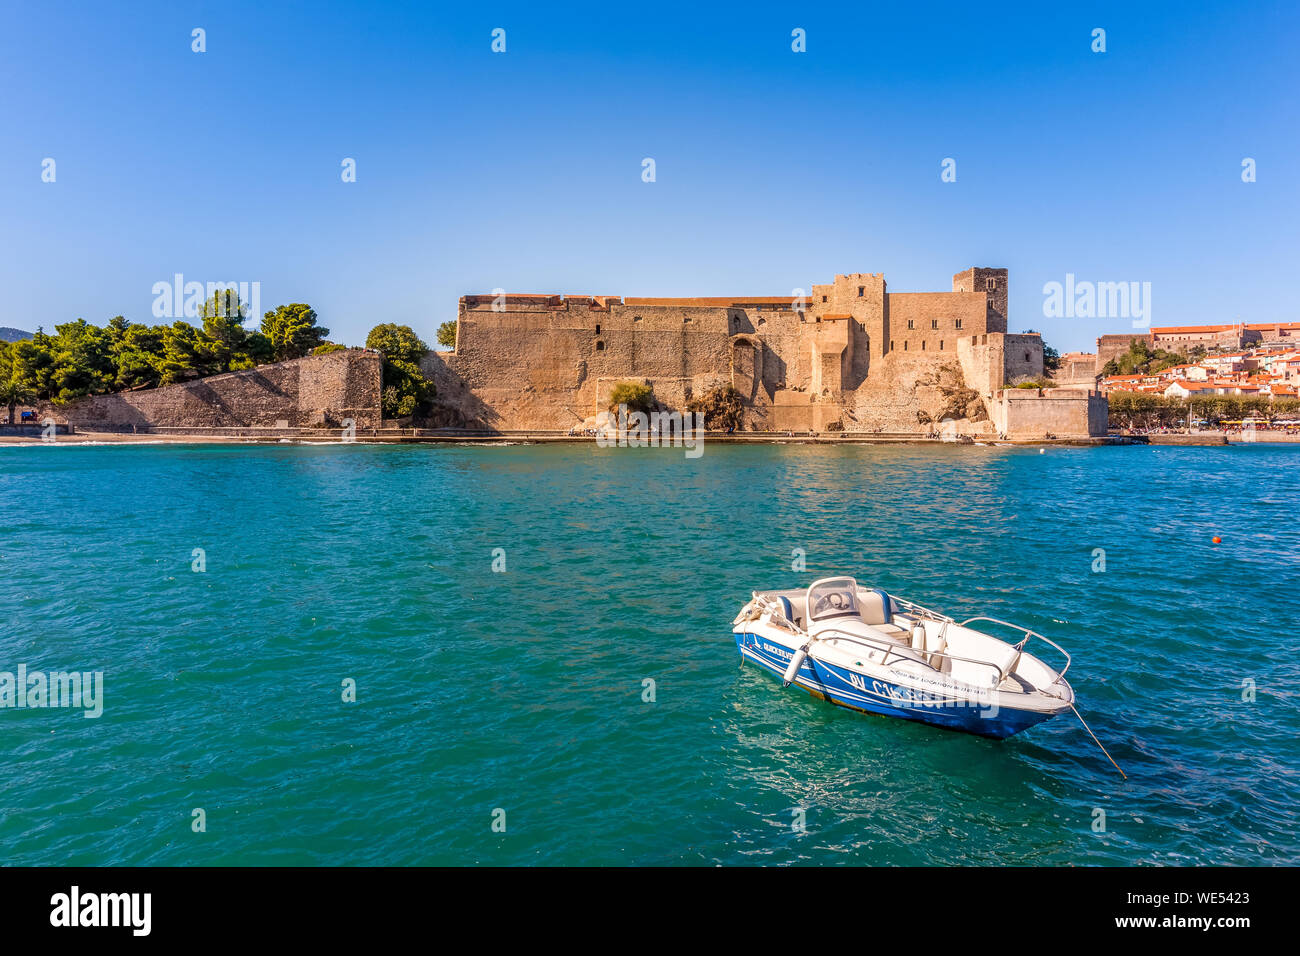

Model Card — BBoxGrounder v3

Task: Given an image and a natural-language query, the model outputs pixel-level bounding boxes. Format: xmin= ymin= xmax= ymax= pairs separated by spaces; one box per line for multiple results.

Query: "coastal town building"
xmin=1070 ymin=322 xmax=1300 ymax=405
xmin=1100 ymin=345 xmax=1300 ymax=400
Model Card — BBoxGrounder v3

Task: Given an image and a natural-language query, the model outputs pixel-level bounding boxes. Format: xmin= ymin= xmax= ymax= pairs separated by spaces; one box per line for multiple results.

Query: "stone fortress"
xmin=32 ymin=267 xmax=1107 ymax=440
xmin=425 ymin=267 xmax=1107 ymax=438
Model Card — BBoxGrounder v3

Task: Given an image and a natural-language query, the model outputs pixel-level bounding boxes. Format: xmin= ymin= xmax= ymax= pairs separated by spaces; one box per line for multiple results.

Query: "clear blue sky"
xmin=1 ymin=0 xmax=1295 ymax=353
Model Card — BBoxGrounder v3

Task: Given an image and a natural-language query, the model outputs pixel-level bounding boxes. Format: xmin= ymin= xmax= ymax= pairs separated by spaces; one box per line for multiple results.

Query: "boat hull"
xmin=735 ymin=631 xmax=1059 ymax=739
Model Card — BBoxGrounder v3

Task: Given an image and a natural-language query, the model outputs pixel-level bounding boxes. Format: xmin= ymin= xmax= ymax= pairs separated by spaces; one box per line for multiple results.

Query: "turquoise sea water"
xmin=1 ymin=440 xmax=1298 ymax=866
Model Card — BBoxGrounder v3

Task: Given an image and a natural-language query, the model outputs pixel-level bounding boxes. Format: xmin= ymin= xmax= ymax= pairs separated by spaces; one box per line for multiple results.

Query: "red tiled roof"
xmin=1152 ymin=322 xmax=1300 ymax=334
xmin=621 ymin=296 xmax=803 ymax=308
xmin=463 ymin=293 xmax=556 ymax=299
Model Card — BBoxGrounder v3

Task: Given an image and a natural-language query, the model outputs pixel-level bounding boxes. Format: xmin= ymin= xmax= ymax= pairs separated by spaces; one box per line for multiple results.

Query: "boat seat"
xmin=779 ymin=596 xmax=802 ymax=628
xmin=857 ymin=588 xmax=894 ymax=627
xmin=873 ymin=623 xmax=911 ymax=643
xmin=771 ymin=594 xmax=804 ymax=630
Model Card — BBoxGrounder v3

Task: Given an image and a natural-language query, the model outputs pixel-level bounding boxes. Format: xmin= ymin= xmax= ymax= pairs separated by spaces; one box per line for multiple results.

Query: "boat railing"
xmin=744 ymin=596 xmax=1070 ymax=690
xmin=958 ymin=616 xmax=1072 ymax=683
xmin=889 ymin=595 xmax=955 ymax=624
xmin=745 ymin=594 xmax=800 ymax=633
xmin=814 ymin=628 xmax=1006 ymax=685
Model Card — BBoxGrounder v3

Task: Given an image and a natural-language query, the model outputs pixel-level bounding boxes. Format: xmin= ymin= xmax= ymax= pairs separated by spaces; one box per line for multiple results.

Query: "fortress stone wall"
xmin=428 ymin=267 xmax=1106 ymax=437
xmin=1055 ymin=351 xmax=1101 ymax=388
xmin=993 ymin=389 xmax=1109 ymax=439
xmin=44 ymin=349 xmax=383 ymax=430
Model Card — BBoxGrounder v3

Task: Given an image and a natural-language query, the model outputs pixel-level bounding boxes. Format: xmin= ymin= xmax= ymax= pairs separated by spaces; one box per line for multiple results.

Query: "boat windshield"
xmin=807 ymin=577 xmax=860 ymax=621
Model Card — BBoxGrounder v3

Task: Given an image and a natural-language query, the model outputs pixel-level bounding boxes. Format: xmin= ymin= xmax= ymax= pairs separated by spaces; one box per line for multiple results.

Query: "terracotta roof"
xmin=465 ymin=293 xmax=555 ymax=299
xmin=1152 ymin=322 xmax=1300 ymax=334
xmin=621 ymin=296 xmax=803 ymax=308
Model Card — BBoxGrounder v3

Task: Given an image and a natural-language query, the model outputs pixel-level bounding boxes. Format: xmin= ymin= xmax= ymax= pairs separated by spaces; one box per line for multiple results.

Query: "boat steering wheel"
xmin=813 ymin=592 xmax=849 ymax=616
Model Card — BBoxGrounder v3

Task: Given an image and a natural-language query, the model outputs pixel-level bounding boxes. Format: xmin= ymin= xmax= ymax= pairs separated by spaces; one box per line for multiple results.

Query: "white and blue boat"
xmin=732 ymin=577 xmax=1075 ymax=739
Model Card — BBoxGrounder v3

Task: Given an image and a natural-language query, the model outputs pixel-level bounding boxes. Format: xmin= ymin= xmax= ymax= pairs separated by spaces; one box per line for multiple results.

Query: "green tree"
xmin=0 ymin=341 xmax=36 ymax=424
xmin=9 ymin=330 xmax=57 ymax=402
xmin=197 ymin=289 xmax=251 ymax=374
xmin=365 ymin=323 xmax=430 ymax=364
xmin=436 ymin=320 xmax=457 ymax=349
xmin=365 ymin=324 xmax=435 ymax=418
xmin=1042 ymin=343 xmax=1061 ymax=373
xmin=261 ymin=303 xmax=330 ymax=361
xmin=104 ymin=315 xmax=131 ymax=353
xmin=158 ymin=321 xmax=205 ymax=385
xmin=49 ymin=319 xmax=114 ymax=401
xmin=1105 ymin=338 xmax=1189 ymax=377
xmin=233 ymin=331 xmax=275 ymax=370
xmin=111 ymin=323 xmax=165 ymax=390
xmin=0 ymin=306 xmax=352 ymax=406
xmin=608 ymin=381 xmax=655 ymax=414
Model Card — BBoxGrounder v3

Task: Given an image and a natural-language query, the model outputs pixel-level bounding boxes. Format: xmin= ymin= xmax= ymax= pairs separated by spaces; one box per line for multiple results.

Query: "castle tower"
xmin=952 ymin=267 xmax=1008 ymax=333
xmin=809 ymin=315 xmax=852 ymax=398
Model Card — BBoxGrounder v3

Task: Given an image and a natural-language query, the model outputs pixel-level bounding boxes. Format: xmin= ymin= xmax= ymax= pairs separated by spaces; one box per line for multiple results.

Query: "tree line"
xmin=0 ymin=293 xmax=435 ymax=423
xmin=1101 ymin=338 xmax=1200 ymax=377
xmin=1108 ymin=392 xmax=1300 ymax=428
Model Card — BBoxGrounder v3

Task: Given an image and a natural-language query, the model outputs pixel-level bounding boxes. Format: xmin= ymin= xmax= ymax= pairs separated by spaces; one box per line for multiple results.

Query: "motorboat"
xmin=731 ymin=576 xmax=1075 ymax=739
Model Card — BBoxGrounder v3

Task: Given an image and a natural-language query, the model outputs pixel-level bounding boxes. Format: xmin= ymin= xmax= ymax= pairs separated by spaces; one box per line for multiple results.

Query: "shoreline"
xmin=3 ymin=427 xmax=1295 ymax=447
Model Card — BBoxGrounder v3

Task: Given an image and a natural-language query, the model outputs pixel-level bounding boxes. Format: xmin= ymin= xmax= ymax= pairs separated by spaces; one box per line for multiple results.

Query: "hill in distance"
xmin=0 ymin=327 xmax=34 ymax=343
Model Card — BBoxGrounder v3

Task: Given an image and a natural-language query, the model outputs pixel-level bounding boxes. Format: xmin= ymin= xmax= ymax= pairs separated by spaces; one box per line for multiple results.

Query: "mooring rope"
xmin=1070 ymin=703 xmax=1127 ymax=780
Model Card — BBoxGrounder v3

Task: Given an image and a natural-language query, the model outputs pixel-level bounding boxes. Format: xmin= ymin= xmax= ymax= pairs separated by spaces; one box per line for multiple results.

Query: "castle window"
xmin=939 ymin=340 xmax=944 ymax=350
xmin=904 ymin=341 xmax=908 ymax=351
xmin=595 ymin=324 xmax=601 ymax=334
xmin=822 ymin=296 xmax=828 ymax=303
xmin=595 ymin=340 xmax=605 ymax=351
xmin=858 ymin=286 xmax=864 ymax=297
xmin=930 ymin=319 xmax=938 ymax=329
xmin=890 ymin=340 xmax=894 ymax=351
xmin=922 ymin=341 xmax=927 ymax=350
xmin=1025 ymin=352 xmax=1030 ymax=362
xmin=955 ymin=318 xmax=962 ymax=330
xmin=987 ymin=278 xmax=997 ymax=291
xmin=907 ymin=319 xmax=914 ymax=330
xmin=633 ymin=315 xmax=642 ymax=322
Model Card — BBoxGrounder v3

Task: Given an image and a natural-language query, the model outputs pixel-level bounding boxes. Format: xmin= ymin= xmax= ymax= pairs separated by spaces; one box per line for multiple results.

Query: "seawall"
xmin=39 ymin=350 xmax=383 ymax=430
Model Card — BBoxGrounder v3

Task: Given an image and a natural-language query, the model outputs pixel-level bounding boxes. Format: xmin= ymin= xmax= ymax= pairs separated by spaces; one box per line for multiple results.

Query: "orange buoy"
xmin=1212 ymin=536 xmax=1222 ymax=544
